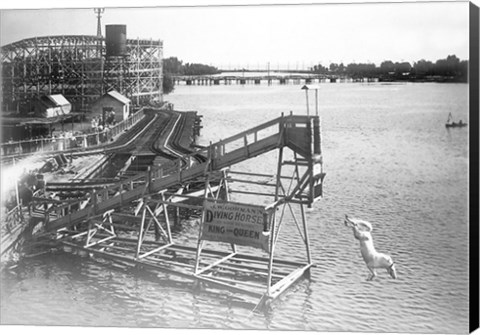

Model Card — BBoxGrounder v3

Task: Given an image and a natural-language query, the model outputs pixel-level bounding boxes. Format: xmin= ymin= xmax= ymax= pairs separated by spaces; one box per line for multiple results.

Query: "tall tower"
xmin=94 ymin=8 xmax=105 ymax=37
xmin=94 ymin=8 xmax=105 ymax=94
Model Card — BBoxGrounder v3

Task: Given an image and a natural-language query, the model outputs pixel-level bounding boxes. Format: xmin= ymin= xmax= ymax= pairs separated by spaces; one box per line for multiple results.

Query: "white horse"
xmin=344 ymin=215 xmax=397 ymax=281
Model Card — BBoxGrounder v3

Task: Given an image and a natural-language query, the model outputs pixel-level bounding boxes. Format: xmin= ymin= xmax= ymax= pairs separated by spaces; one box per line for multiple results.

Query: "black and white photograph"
xmin=1 ymin=0 xmax=478 ymax=334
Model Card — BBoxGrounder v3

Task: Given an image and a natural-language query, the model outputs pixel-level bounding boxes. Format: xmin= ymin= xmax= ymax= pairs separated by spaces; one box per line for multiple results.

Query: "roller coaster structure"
xmin=1 ymin=35 xmax=163 ymax=112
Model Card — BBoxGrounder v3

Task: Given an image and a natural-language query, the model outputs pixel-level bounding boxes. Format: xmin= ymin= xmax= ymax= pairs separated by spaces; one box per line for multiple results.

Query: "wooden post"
xmin=147 ymin=166 xmax=152 ymax=194
xmin=136 ymin=204 xmax=146 ymax=259
xmin=305 ymin=88 xmax=310 ymax=116
xmin=244 ymin=135 xmax=249 ymax=157
xmin=266 ymin=211 xmax=276 ymax=295
xmin=307 ymin=120 xmax=314 ymax=205
xmin=300 ymin=199 xmax=312 ymax=265
xmin=313 ymin=117 xmax=321 ymax=155
xmin=162 ymin=200 xmax=173 ymax=243
xmin=173 ymin=206 xmax=180 ymax=228
xmin=294 ymin=151 xmax=312 ymax=264
xmin=221 ymin=169 xmax=236 ymax=254
xmin=194 ymin=173 xmax=211 ymax=274
xmin=266 ymin=146 xmax=284 ymax=295
xmin=92 ymin=190 xmax=98 ymax=215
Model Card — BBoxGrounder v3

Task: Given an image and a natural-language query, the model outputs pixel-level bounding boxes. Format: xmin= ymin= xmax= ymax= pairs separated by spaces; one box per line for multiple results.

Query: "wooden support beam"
xmin=229 ymin=189 xmax=283 ymax=198
xmin=269 ymin=264 xmax=312 ymax=300
xmin=194 ymin=275 xmax=263 ymax=298
xmin=87 ymin=242 xmax=135 ymax=254
xmin=202 ymin=273 xmax=266 ymax=289
xmin=282 ymin=160 xmax=310 ymax=166
xmin=161 ymin=186 xmax=220 ymax=200
xmin=227 ymin=178 xmax=277 ymax=187
xmin=146 ymin=199 xmax=203 ymax=210
xmin=85 ymin=234 xmax=116 ymax=248
xmin=161 ymin=193 xmax=173 ymax=243
xmin=228 ymin=170 xmax=291 ymax=179
xmin=137 ymin=243 xmax=174 ymax=259
xmin=145 ymin=205 xmax=169 ymax=243
xmin=215 ymin=261 xmax=289 ymax=278
xmin=196 ymin=252 xmax=237 ymax=275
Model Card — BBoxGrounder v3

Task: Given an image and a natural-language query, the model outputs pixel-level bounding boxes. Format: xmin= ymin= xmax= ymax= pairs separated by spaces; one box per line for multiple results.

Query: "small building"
xmin=33 ymin=94 xmax=72 ymax=118
xmin=91 ymin=90 xmax=131 ymax=124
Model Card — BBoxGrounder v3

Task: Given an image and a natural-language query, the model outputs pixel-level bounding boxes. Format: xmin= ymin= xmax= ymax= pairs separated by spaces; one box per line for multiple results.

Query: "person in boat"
xmin=447 ymin=112 xmax=453 ymax=125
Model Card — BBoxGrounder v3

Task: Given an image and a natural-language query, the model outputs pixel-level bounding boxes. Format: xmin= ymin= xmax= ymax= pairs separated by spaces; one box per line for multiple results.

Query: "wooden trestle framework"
xmin=1 ymin=35 xmax=163 ymax=112
xmin=40 ymin=112 xmax=325 ymax=309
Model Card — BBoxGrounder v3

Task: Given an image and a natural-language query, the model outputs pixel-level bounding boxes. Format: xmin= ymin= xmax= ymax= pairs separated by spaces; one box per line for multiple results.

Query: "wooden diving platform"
xmin=32 ymin=111 xmax=326 ymax=310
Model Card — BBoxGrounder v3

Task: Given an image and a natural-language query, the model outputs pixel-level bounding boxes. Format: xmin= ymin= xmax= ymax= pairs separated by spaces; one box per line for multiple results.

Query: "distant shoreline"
xmin=378 ymin=76 xmax=468 ymax=83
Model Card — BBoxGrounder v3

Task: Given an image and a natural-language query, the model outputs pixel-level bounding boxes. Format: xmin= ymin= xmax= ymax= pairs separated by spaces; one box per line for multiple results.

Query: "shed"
xmin=91 ymin=90 xmax=131 ymax=124
xmin=33 ymin=94 xmax=72 ymax=118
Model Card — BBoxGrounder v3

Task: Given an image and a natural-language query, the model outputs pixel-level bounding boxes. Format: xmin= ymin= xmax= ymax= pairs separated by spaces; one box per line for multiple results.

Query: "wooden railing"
xmin=47 ymin=114 xmax=320 ymax=231
xmin=1 ymin=109 xmax=145 ymax=159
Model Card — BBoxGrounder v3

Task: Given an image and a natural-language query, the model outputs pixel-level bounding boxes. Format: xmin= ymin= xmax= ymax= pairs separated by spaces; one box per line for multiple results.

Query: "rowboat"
xmin=445 ymin=112 xmax=467 ymax=128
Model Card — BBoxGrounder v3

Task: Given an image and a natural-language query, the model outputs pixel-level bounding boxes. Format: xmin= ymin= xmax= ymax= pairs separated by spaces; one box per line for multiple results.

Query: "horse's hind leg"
xmin=367 ymin=267 xmax=376 ymax=281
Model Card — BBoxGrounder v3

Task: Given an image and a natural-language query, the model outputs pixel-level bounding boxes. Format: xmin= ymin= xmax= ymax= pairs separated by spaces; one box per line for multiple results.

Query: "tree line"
xmin=312 ymin=55 xmax=468 ymax=82
xmin=162 ymin=55 xmax=468 ymax=94
xmin=163 ymin=57 xmax=220 ymax=94
xmin=163 ymin=57 xmax=220 ymax=76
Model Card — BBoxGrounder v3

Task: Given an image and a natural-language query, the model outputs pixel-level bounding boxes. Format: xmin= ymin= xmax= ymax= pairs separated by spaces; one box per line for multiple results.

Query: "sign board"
xmin=201 ymin=200 xmax=271 ymax=252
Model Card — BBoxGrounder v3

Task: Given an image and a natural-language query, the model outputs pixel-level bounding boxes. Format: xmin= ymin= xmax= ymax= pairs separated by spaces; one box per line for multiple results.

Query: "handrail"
xmin=46 ymin=114 xmax=320 ymax=230
xmin=1 ymin=108 xmax=145 ymax=159
xmin=214 ymin=116 xmax=283 ymax=147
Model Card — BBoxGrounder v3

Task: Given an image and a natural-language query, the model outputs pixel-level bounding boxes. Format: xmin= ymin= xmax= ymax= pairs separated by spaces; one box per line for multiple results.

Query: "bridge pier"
xmin=175 ymin=74 xmax=372 ymax=86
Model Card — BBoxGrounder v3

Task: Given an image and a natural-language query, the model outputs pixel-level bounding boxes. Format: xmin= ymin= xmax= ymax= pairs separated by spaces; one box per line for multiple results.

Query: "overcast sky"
xmin=0 ymin=0 xmax=471 ymax=69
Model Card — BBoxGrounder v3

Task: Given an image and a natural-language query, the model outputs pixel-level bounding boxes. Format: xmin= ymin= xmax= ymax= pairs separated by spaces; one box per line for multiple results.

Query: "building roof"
xmin=38 ymin=94 xmax=71 ymax=108
xmin=48 ymin=94 xmax=71 ymax=106
xmin=107 ymin=90 xmax=130 ymax=105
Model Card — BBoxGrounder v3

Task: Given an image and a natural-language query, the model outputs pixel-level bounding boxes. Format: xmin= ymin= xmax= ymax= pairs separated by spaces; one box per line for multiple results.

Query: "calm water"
xmin=0 ymin=83 xmax=470 ymax=333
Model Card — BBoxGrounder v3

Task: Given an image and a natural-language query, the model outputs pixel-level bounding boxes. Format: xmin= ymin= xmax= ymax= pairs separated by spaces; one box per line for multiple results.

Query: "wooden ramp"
xmin=47 ymin=113 xmax=323 ymax=232
xmin=41 ymin=112 xmax=325 ymax=309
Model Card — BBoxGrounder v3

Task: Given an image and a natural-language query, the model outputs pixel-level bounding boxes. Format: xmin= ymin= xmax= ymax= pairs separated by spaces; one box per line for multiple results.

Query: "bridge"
xmin=172 ymin=72 xmax=377 ymax=86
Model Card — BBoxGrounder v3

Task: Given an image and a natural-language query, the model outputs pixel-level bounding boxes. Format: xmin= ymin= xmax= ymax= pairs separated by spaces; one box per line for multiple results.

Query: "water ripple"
xmin=1 ymin=83 xmax=469 ymax=334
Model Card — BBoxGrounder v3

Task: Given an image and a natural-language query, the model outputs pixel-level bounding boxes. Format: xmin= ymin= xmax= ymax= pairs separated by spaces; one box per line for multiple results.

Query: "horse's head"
xmin=344 ymin=215 xmax=356 ymax=227
xmin=344 ymin=215 xmax=373 ymax=232
xmin=387 ymin=262 xmax=397 ymax=279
